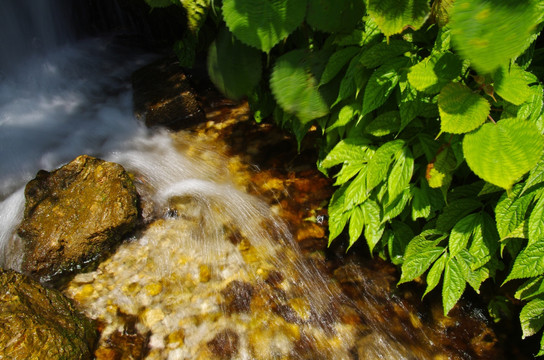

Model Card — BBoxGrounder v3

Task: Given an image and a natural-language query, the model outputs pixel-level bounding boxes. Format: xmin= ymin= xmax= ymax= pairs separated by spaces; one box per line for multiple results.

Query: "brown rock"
xmin=132 ymin=56 xmax=205 ymax=130
xmin=18 ymin=155 xmax=139 ymax=283
xmin=221 ymin=280 xmax=254 ymax=314
xmin=207 ymin=329 xmax=239 ymax=359
xmin=0 ymin=268 xmax=96 ymax=359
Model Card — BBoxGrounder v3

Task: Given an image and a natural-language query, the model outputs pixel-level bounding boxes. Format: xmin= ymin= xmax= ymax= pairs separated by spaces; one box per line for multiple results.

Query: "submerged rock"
xmin=132 ymin=56 xmax=206 ymax=130
xmin=18 ymin=155 xmax=139 ymax=283
xmin=0 ymin=268 xmax=96 ymax=359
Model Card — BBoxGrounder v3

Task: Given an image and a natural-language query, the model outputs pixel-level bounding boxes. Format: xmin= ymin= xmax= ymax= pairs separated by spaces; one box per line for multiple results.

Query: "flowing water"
xmin=0 ymin=1 xmax=514 ymax=359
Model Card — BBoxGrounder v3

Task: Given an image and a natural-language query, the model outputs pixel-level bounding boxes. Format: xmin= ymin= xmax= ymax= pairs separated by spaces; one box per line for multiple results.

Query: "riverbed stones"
xmin=132 ymin=56 xmax=206 ymax=130
xmin=0 ymin=268 xmax=96 ymax=359
xmin=18 ymin=155 xmax=139 ymax=283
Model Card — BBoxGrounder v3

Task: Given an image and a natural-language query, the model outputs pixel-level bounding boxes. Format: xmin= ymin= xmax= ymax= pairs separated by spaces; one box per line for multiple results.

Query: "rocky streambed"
xmin=0 ymin=57 xmax=524 ymax=359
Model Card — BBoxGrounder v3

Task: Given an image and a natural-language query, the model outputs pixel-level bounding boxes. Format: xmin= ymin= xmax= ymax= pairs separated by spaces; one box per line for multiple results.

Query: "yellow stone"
xmin=145 ymin=283 xmax=163 ymax=296
xmin=167 ymin=329 xmax=185 ymax=346
xmin=141 ymin=307 xmax=165 ymax=327
xmin=199 ymin=265 xmax=211 ymax=282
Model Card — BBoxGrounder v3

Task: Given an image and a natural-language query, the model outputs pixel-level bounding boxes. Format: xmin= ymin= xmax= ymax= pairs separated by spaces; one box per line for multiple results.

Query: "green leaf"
xmin=407 ymin=52 xmax=463 ymax=94
xmin=449 ymin=213 xmax=480 ymax=258
xmin=389 ymin=220 xmax=415 ymax=264
xmin=328 ymin=185 xmax=350 ymax=243
xmin=431 ymin=0 xmax=455 ymax=28
xmin=366 ymin=140 xmax=405 ymax=193
xmin=493 ymin=64 xmax=532 ymax=106
xmin=423 ymin=253 xmax=447 ymax=298
xmin=463 ymin=117 xmax=544 ymax=190
xmin=469 ymin=212 xmax=499 ymax=270
xmin=334 ymin=163 xmax=365 ymax=186
xmin=436 ymin=198 xmax=482 ymax=232
xmin=366 ymin=0 xmax=431 ymax=37
xmin=520 ymin=297 xmax=544 ymax=338
xmin=411 ymin=186 xmax=431 ymax=221
xmin=321 ymin=136 xmax=373 ymax=169
xmin=438 ymin=82 xmax=490 ymax=134
xmin=207 ymin=28 xmax=262 ymax=100
xmin=529 ymin=194 xmax=544 ymax=246
xmin=443 ymin=256 xmax=466 ymax=315
xmin=271 ymin=50 xmax=330 ymax=123
xmin=523 ymin=154 xmax=544 ymax=194
xmin=359 ymin=40 xmax=414 ymax=69
xmin=496 ymin=184 xmax=535 ymax=240
xmin=348 ymin=205 xmax=365 ymax=249
xmin=180 ymin=0 xmax=210 ymax=33
xmin=399 ymin=230 xmax=447 ymax=284
xmin=506 ymin=240 xmax=544 ymax=282
xmin=222 ymin=0 xmax=307 ymax=52
xmin=361 ymin=57 xmax=408 ymax=117
xmin=320 ymin=46 xmax=360 ymax=86
xmin=515 ymin=276 xmax=544 ymax=301
xmin=334 ymin=54 xmax=372 ymax=105
xmin=345 ymin=168 xmax=370 ymax=210
xmin=426 ymin=144 xmax=456 ymax=190
xmin=365 ymin=111 xmax=400 ymax=137
xmin=327 ymin=104 xmax=358 ymax=133
xmin=450 ymin=0 xmax=540 ymax=74
xmin=383 ymin=187 xmax=412 ymax=222
xmin=398 ymin=82 xmax=425 ymax=132
xmin=306 ymin=0 xmax=365 ymax=33
xmin=363 ymin=199 xmax=385 ymax=254
xmin=388 ymin=146 xmax=414 ymax=201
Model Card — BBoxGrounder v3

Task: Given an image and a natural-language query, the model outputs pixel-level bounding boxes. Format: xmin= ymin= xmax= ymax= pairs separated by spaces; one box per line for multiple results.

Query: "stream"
xmin=0 ymin=1 xmax=528 ymax=359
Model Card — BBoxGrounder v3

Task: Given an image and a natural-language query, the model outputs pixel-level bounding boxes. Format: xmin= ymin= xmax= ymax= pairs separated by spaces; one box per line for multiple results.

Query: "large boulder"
xmin=18 ymin=155 xmax=139 ymax=283
xmin=132 ymin=56 xmax=206 ymax=130
xmin=0 ymin=268 xmax=97 ymax=359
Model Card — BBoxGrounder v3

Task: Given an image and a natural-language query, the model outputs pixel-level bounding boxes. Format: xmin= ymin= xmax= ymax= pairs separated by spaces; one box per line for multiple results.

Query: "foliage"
xmin=145 ymin=0 xmax=544 ymax=354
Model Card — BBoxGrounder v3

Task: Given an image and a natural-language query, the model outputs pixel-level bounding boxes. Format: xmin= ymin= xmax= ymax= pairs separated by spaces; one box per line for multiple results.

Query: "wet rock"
xmin=94 ymin=330 xmax=149 ymax=360
xmin=221 ymin=280 xmax=254 ymax=314
xmin=207 ymin=328 xmax=240 ymax=359
xmin=0 ymin=268 xmax=96 ymax=359
xmin=132 ymin=56 xmax=205 ymax=130
xmin=18 ymin=155 xmax=139 ymax=283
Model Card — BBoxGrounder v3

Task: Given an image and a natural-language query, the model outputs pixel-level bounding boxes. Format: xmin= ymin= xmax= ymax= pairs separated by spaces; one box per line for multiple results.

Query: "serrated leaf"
xmin=450 ymin=0 xmax=540 ymax=74
xmin=463 ymin=117 xmax=544 ymax=190
xmin=516 ymin=276 xmax=544 ymax=301
xmin=520 ymin=298 xmax=544 ymax=338
xmin=506 ymin=240 xmax=544 ymax=282
xmin=367 ymin=0 xmax=431 ymax=37
xmin=271 ymin=50 xmax=330 ymax=123
xmin=438 ymin=82 xmax=490 ymax=134
xmin=523 ymin=154 xmax=544 ymax=194
xmin=469 ymin=212 xmax=499 ymax=270
xmin=320 ymin=47 xmax=360 ymax=86
xmin=443 ymin=256 xmax=466 ymax=315
xmin=412 ymin=186 xmax=431 ymax=221
xmin=360 ymin=40 xmax=414 ymax=69
xmin=399 ymin=82 xmax=424 ymax=132
xmin=362 ymin=199 xmax=385 ymax=254
xmin=496 ymin=184 xmax=535 ymax=240
xmin=365 ymin=111 xmax=400 ymax=137
xmin=307 ymin=0 xmax=365 ymax=33
xmin=348 ymin=205 xmax=365 ymax=249
xmin=449 ymin=213 xmax=480 ymax=258
xmin=334 ymin=163 xmax=365 ymax=186
xmin=518 ymin=84 xmax=544 ymax=126
xmin=408 ymin=52 xmax=463 ymax=94
xmin=366 ymin=140 xmax=405 ymax=193
xmin=436 ymin=198 xmax=482 ymax=232
xmin=423 ymin=253 xmax=447 ymax=298
xmin=322 ymin=135 xmax=372 ymax=170
xmin=180 ymin=0 xmax=210 ymax=33
xmin=345 ymin=168 xmax=370 ymax=210
xmin=388 ymin=146 xmax=414 ymax=201
xmin=361 ymin=57 xmax=408 ymax=117
xmin=383 ymin=187 xmax=412 ymax=222
xmin=207 ymin=28 xmax=262 ymax=100
xmin=222 ymin=0 xmax=307 ymax=52
xmin=431 ymin=0 xmax=454 ymax=27
xmin=493 ymin=64 xmax=532 ymax=106
xmin=328 ymin=185 xmax=350 ymax=243
xmin=399 ymin=230 xmax=447 ymax=284
xmin=529 ymin=194 xmax=544 ymax=246
xmin=334 ymin=54 xmax=371 ymax=105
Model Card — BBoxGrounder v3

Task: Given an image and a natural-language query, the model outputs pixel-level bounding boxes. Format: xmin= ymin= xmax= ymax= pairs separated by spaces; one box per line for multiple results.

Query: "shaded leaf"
xmin=207 ymin=28 xmax=262 ymax=99
xmin=436 ymin=198 xmax=482 ymax=232
xmin=360 ymin=40 xmax=414 ymax=69
xmin=222 ymin=0 xmax=307 ymax=52
xmin=516 ymin=276 xmax=544 ymax=301
xmin=408 ymin=52 xmax=463 ymax=94
xmin=365 ymin=111 xmax=400 ymax=137
xmin=307 ymin=0 xmax=365 ymax=33
xmin=438 ymin=82 xmax=490 ymax=134
xmin=367 ymin=0 xmax=431 ymax=37
xmin=412 ymin=186 xmax=431 ymax=221
xmin=320 ymin=46 xmax=360 ymax=86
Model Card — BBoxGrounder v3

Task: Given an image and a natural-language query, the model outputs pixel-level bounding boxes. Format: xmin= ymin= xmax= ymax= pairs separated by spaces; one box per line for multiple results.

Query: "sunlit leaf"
xmin=438 ymin=82 xmax=490 ymax=134
xmin=423 ymin=253 xmax=447 ymax=298
xmin=493 ymin=64 xmax=532 ymax=105
xmin=463 ymin=117 xmax=544 ymax=190
xmin=365 ymin=111 xmax=400 ymax=137
xmin=348 ymin=205 xmax=365 ymax=249
xmin=399 ymin=230 xmax=447 ymax=284
xmin=529 ymin=194 xmax=544 ymax=246
xmin=222 ymin=0 xmax=307 ymax=52
xmin=411 ymin=186 xmax=431 ymax=221
xmin=449 ymin=213 xmax=480 ymax=258
xmin=426 ymin=144 xmax=456 ymax=190
xmin=408 ymin=52 xmax=463 ymax=94
xmin=516 ymin=276 xmax=544 ymax=301
xmin=450 ymin=0 xmax=540 ymax=73
xmin=443 ymin=256 xmax=466 ymax=315
xmin=321 ymin=136 xmax=373 ymax=169
xmin=520 ymin=297 xmax=544 ymax=338
xmin=366 ymin=140 xmax=405 ymax=193
xmin=506 ymin=239 xmax=544 ymax=282
xmin=496 ymin=183 xmax=535 ymax=240
xmin=388 ymin=146 xmax=414 ymax=201
xmin=363 ymin=200 xmax=384 ymax=253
